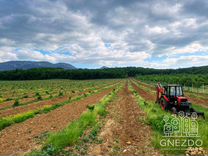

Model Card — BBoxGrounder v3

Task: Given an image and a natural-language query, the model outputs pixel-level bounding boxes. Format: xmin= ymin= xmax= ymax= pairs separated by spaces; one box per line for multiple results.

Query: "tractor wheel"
xmin=160 ymin=97 xmax=168 ymax=110
xmin=171 ymin=107 xmax=177 ymax=114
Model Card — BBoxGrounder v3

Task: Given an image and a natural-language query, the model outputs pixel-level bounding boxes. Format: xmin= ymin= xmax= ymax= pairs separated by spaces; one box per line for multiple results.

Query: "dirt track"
xmin=88 ymin=84 xmax=159 ymax=155
xmin=0 ymin=97 xmax=36 ymax=110
xmin=0 ymin=88 xmax=113 ymax=155
xmin=131 ymin=81 xmax=155 ymax=102
xmin=0 ymin=96 xmax=69 ymax=117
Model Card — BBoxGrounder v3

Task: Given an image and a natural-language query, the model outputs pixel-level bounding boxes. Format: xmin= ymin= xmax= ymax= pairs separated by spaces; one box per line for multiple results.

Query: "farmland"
xmin=0 ymin=78 xmax=207 ymax=155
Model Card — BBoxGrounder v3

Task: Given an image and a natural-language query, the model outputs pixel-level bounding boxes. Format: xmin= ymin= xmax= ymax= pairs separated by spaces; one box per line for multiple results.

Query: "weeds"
xmin=23 ymin=95 xmax=29 ymax=98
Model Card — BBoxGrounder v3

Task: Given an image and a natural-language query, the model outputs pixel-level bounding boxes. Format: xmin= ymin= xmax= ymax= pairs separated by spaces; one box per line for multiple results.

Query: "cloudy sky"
xmin=0 ymin=0 xmax=208 ymax=68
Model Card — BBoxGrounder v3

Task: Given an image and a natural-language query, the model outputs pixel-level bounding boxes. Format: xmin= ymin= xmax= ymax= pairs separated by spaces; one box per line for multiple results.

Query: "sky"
xmin=0 ymin=0 xmax=208 ymax=69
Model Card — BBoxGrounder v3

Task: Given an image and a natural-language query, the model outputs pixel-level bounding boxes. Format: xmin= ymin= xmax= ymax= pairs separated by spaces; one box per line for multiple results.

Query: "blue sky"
xmin=0 ymin=0 xmax=208 ymax=69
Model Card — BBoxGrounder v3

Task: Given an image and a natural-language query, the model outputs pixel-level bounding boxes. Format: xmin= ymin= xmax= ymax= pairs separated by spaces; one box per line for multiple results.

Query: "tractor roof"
xmin=164 ymin=84 xmax=181 ymax=87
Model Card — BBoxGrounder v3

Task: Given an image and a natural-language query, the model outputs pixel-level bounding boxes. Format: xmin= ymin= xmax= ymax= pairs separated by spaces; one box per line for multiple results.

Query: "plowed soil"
xmin=0 ymin=97 xmax=36 ymax=110
xmin=0 ymin=88 xmax=113 ymax=155
xmin=0 ymin=86 xmax=104 ymax=118
xmin=186 ymin=96 xmax=208 ymax=108
xmin=131 ymin=81 xmax=155 ymax=102
xmin=0 ymin=96 xmax=69 ymax=117
xmin=136 ymin=80 xmax=155 ymax=90
xmin=88 ymin=84 xmax=159 ymax=155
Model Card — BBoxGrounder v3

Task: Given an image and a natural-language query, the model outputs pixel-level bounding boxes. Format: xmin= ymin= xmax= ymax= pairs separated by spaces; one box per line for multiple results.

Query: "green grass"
xmin=28 ymin=85 xmax=121 ymax=155
xmin=129 ymin=84 xmax=208 ymax=155
xmin=0 ymin=106 xmax=51 ymax=131
xmin=46 ymin=111 xmax=97 ymax=150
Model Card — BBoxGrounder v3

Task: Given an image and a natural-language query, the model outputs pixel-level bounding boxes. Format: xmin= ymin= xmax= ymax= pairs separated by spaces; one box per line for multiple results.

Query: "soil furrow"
xmin=0 ymin=86 xmax=107 ymax=118
xmin=88 ymin=84 xmax=159 ymax=155
xmin=0 ymin=88 xmax=113 ymax=155
xmin=0 ymin=96 xmax=69 ymax=117
xmin=131 ymin=81 xmax=156 ymax=102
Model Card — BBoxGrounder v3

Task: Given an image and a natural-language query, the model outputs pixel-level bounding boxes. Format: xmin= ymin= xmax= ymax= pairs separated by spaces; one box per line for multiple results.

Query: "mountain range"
xmin=0 ymin=61 xmax=76 ymax=71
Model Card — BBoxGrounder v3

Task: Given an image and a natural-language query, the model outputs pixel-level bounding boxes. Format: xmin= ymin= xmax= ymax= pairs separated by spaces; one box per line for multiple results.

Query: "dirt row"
xmin=130 ymin=81 xmax=156 ymax=102
xmin=0 ymin=83 xmax=117 ymax=118
xmin=0 ymin=87 xmax=115 ymax=155
xmin=88 ymin=84 xmax=159 ymax=155
xmin=135 ymin=79 xmax=208 ymax=108
xmin=0 ymin=96 xmax=69 ymax=118
xmin=0 ymin=81 xmax=117 ymax=111
xmin=0 ymin=97 xmax=37 ymax=110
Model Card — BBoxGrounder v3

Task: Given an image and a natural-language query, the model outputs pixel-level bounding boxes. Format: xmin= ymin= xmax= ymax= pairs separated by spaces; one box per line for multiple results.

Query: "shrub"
xmin=58 ymin=91 xmax=64 ymax=97
xmin=87 ymin=105 xmax=95 ymax=111
xmin=13 ymin=99 xmax=20 ymax=107
xmin=35 ymin=92 xmax=40 ymax=96
xmin=35 ymin=92 xmax=42 ymax=100
xmin=23 ymin=95 xmax=29 ymax=98
xmin=37 ymin=95 xmax=42 ymax=100
xmin=5 ymin=98 xmax=12 ymax=101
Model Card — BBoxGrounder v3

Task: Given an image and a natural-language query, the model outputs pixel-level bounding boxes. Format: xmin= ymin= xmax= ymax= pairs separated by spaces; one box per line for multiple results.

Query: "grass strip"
xmin=0 ymin=85 xmax=116 ymax=131
xmin=129 ymin=83 xmax=208 ymax=155
xmin=29 ymin=85 xmax=122 ymax=156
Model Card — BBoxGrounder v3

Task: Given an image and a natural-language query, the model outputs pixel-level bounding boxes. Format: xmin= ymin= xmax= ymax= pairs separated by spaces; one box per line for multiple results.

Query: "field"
xmin=0 ymin=79 xmax=207 ymax=155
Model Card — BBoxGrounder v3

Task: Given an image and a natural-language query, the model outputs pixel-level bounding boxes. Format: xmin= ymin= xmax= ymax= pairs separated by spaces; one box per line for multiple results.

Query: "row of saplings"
xmin=12 ymin=90 xmax=65 ymax=107
xmin=12 ymin=88 xmax=91 ymax=107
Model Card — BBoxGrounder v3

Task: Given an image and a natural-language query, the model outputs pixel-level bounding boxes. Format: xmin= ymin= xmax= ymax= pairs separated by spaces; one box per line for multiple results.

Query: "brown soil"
xmin=0 ymin=82 xmax=114 ymax=111
xmin=131 ymin=81 xmax=156 ymax=102
xmin=0 ymin=97 xmax=37 ymax=110
xmin=0 ymin=85 xmax=111 ymax=118
xmin=88 ymin=84 xmax=159 ymax=155
xmin=0 ymin=96 xmax=69 ymax=117
xmin=0 ymin=88 xmax=113 ymax=155
xmin=186 ymin=96 xmax=208 ymax=108
xmin=136 ymin=80 xmax=156 ymax=90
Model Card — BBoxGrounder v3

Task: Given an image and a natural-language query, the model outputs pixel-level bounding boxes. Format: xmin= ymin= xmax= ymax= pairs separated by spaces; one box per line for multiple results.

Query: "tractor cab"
xmin=164 ymin=84 xmax=184 ymax=97
xmin=163 ymin=84 xmax=189 ymax=108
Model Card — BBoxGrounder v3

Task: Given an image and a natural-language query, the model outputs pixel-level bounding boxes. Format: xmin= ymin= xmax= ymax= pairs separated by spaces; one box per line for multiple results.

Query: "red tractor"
xmin=156 ymin=83 xmax=205 ymax=118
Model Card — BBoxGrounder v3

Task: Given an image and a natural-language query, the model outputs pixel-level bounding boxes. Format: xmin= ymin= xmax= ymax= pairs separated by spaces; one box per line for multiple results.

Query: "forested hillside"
xmin=0 ymin=66 xmax=207 ymax=82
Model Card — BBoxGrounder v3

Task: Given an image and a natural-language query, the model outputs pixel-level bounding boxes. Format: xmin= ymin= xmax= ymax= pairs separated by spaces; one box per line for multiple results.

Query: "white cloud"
xmin=0 ymin=0 xmax=207 ymax=68
xmin=0 ymin=47 xmax=17 ymax=62
xmin=145 ymin=25 xmax=169 ymax=35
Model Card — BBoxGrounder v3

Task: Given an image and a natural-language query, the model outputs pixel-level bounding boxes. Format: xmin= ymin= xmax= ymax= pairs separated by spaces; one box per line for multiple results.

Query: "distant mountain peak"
xmin=0 ymin=61 xmax=76 ymax=71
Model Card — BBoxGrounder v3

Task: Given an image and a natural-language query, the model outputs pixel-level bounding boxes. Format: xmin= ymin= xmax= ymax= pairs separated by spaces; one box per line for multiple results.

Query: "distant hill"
xmin=100 ymin=66 xmax=109 ymax=69
xmin=0 ymin=61 xmax=76 ymax=71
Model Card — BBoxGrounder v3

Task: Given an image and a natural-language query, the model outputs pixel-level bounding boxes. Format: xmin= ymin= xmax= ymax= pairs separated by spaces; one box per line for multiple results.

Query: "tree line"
xmin=137 ymin=74 xmax=208 ymax=87
xmin=0 ymin=66 xmax=207 ymax=82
